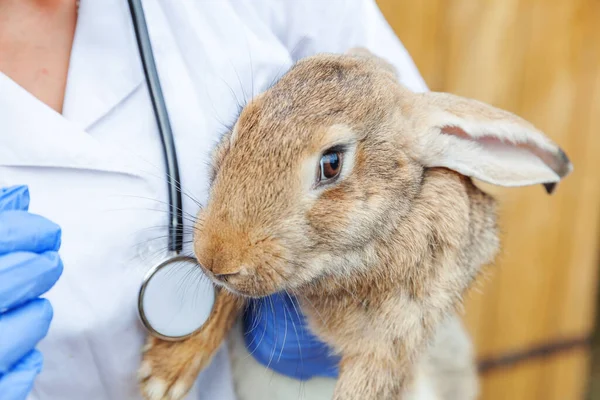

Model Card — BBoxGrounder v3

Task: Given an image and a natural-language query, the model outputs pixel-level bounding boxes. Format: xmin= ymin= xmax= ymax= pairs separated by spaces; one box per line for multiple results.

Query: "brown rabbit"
xmin=137 ymin=49 xmax=572 ymax=400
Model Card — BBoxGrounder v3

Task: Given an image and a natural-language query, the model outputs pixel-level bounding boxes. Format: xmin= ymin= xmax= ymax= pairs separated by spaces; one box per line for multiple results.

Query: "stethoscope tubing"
xmin=128 ymin=0 xmax=216 ymax=341
xmin=128 ymin=0 xmax=183 ymax=254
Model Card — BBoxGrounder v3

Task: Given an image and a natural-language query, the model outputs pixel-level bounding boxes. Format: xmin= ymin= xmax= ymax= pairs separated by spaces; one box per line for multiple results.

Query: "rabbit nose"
xmin=193 ymin=222 xmax=247 ymax=277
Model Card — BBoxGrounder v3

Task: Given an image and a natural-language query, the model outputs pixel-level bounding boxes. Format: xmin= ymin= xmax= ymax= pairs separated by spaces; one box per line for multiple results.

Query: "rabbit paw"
xmin=138 ymin=336 xmax=208 ymax=400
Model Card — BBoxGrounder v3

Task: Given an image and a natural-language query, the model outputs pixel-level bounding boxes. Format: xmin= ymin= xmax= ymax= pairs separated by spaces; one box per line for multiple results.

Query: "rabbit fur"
xmin=228 ymin=313 xmax=478 ymax=400
xmin=138 ymin=49 xmax=572 ymax=400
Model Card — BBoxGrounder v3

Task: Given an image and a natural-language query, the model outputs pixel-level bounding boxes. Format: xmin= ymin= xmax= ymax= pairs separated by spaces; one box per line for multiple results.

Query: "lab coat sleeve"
xmin=249 ymin=0 xmax=429 ymax=93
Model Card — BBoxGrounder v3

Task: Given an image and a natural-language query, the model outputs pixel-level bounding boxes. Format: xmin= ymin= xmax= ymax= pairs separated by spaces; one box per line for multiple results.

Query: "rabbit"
xmin=137 ymin=48 xmax=572 ymax=400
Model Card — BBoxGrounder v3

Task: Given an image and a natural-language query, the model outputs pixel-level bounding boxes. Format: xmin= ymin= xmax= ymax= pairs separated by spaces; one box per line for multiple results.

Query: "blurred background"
xmin=375 ymin=1 xmax=600 ymax=399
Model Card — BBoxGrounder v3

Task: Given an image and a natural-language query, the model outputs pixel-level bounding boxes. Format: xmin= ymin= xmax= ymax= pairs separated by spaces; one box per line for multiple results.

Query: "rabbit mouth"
xmin=204 ymin=267 xmax=286 ymax=299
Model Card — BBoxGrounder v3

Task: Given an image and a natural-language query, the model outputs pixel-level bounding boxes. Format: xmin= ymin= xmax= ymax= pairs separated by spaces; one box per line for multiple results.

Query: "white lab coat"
xmin=0 ymin=1 xmax=427 ymax=399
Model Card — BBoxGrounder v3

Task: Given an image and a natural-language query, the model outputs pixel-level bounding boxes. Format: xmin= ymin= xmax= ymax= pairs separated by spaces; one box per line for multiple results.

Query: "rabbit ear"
xmin=411 ymin=92 xmax=573 ymax=194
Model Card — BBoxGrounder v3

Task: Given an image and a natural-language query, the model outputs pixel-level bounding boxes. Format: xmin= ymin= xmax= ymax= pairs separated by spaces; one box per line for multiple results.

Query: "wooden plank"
xmin=479 ymin=350 xmax=588 ymax=400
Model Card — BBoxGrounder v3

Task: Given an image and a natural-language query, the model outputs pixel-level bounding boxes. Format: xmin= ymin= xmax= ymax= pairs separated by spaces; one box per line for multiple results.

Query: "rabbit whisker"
xmin=109 ymin=194 xmax=202 ymax=220
xmin=281 ymin=291 xmax=306 ymax=389
xmin=242 ymin=298 xmax=270 ymax=361
xmin=263 ymin=295 xmax=279 ymax=376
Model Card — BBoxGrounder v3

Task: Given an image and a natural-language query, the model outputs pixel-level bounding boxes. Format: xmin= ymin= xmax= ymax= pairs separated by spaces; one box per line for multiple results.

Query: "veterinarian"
xmin=0 ymin=1 xmax=428 ymax=399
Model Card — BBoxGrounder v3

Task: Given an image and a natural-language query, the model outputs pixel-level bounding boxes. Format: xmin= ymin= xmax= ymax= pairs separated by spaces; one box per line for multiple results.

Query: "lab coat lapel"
xmin=0 ymin=73 xmax=143 ymax=179
xmin=62 ymin=0 xmax=143 ymax=130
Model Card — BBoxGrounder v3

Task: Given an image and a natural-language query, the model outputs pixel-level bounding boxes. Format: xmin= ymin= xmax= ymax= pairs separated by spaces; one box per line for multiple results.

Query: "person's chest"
xmin=0 ymin=1 xmax=294 ymax=399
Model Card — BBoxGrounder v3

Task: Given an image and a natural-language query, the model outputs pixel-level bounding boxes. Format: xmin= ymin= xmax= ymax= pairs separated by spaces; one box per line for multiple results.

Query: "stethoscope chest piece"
xmin=138 ymin=255 xmax=216 ymax=341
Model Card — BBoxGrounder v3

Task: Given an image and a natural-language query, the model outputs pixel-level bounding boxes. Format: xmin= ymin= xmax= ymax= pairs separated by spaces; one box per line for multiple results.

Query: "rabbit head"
xmin=193 ymin=49 xmax=572 ymax=299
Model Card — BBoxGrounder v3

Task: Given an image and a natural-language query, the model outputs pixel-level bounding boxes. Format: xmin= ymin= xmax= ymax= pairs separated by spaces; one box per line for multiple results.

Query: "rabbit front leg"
xmin=328 ymin=298 xmax=442 ymax=400
xmin=333 ymin=350 xmax=417 ymax=400
xmin=138 ymin=290 xmax=242 ymax=400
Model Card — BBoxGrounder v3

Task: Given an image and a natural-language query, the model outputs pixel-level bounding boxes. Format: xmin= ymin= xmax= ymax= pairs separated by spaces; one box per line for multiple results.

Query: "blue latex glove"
xmin=0 ymin=186 xmax=63 ymax=400
xmin=243 ymin=294 xmax=341 ymax=380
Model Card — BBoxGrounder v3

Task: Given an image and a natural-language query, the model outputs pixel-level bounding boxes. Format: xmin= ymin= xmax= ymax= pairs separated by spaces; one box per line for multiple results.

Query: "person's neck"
xmin=0 ymin=0 xmax=79 ymax=114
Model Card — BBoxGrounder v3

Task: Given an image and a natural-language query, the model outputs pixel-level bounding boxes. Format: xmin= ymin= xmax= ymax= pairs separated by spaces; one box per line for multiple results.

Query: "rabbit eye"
xmin=318 ymin=150 xmax=343 ymax=183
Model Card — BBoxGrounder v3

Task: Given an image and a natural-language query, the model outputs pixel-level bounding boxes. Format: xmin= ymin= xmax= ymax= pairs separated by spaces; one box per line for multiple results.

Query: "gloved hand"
xmin=0 ymin=186 xmax=63 ymax=400
xmin=243 ymin=294 xmax=341 ymax=380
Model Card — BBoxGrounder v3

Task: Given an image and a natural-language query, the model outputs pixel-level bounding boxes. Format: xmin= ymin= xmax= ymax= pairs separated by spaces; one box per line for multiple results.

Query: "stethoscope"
xmin=128 ymin=0 xmax=216 ymax=341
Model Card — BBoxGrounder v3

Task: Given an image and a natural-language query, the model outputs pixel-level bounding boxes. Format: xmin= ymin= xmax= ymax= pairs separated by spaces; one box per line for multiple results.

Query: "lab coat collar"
xmin=62 ymin=0 xmax=144 ymax=130
xmin=0 ymin=73 xmax=144 ymax=179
